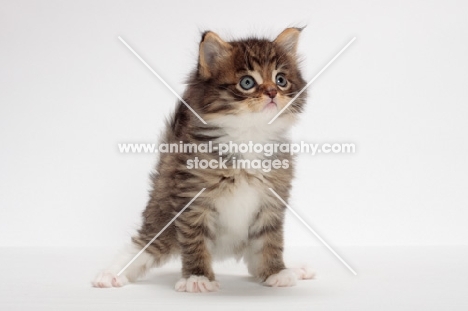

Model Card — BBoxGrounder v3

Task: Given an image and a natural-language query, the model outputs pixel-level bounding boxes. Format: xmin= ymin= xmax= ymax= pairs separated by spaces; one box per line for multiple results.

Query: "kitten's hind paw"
xmin=92 ymin=271 xmax=128 ymax=288
xmin=175 ymin=275 xmax=220 ymax=293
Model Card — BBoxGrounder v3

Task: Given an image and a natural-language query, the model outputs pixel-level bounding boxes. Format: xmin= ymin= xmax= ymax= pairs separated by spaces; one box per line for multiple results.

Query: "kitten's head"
xmin=190 ymin=28 xmax=307 ymax=123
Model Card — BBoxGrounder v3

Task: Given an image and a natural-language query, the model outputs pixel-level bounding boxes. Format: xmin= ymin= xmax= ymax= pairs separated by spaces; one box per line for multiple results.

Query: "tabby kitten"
xmin=93 ymin=28 xmax=313 ymax=292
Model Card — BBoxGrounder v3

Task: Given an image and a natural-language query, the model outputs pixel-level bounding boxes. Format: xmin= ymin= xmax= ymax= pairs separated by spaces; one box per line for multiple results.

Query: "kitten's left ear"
xmin=199 ymin=31 xmax=232 ymax=79
xmin=274 ymin=27 xmax=303 ymax=55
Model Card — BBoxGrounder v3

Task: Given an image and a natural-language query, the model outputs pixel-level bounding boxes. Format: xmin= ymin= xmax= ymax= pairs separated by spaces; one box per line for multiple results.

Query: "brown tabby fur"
xmin=130 ymin=28 xmax=307 ymax=283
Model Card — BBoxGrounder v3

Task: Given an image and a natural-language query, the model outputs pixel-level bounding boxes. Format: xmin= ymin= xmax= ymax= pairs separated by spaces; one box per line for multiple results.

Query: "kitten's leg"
xmin=246 ymin=206 xmax=314 ymax=287
xmin=92 ymin=242 xmax=155 ymax=288
xmin=174 ymin=206 xmax=219 ymax=293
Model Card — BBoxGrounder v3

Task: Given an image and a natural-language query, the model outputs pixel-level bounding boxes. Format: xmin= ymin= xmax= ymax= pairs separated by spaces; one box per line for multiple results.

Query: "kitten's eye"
xmin=239 ymin=76 xmax=256 ymax=90
xmin=276 ymin=74 xmax=288 ymax=87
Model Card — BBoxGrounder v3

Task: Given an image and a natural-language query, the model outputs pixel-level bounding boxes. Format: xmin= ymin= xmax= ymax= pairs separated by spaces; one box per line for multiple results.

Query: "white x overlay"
xmin=117 ymin=188 xmax=206 ymax=276
xmin=269 ymin=188 xmax=357 ymax=275
xmin=118 ymin=36 xmax=207 ymax=124
xmin=116 ymin=35 xmax=357 ymax=276
xmin=268 ymin=37 xmax=356 ymax=124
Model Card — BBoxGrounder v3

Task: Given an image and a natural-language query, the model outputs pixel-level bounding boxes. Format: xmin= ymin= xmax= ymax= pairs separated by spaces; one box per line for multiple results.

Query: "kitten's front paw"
xmin=263 ymin=269 xmax=298 ymax=287
xmin=92 ymin=271 xmax=128 ymax=288
xmin=175 ymin=275 xmax=220 ymax=293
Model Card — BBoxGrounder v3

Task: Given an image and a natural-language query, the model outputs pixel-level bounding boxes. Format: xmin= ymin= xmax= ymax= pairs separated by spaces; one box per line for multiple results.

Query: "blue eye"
xmin=276 ymin=74 xmax=287 ymax=87
xmin=239 ymin=76 xmax=256 ymax=90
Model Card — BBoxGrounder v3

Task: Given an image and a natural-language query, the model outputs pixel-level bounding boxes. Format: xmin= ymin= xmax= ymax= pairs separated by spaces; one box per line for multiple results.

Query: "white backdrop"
xmin=1 ymin=0 xmax=467 ymax=248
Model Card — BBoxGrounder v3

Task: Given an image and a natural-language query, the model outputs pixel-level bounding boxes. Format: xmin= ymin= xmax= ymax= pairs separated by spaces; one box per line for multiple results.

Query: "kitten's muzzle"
xmin=263 ymin=86 xmax=278 ymax=99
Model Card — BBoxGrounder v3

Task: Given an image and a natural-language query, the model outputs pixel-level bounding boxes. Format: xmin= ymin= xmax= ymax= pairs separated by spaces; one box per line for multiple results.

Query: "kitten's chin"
xmin=263 ymin=101 xmax=278 ymax=111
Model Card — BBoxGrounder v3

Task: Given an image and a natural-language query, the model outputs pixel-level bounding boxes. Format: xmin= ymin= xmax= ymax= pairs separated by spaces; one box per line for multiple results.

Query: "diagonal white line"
xmin=268 ymin=37 xmax=356 ymax=124
xmin=118 ymin=36 xmax=207 ymax=125
xmin=268 ymin=188 xmax=357 ymax=275
xmin=117 ymin=188 xmax=206 ymax=276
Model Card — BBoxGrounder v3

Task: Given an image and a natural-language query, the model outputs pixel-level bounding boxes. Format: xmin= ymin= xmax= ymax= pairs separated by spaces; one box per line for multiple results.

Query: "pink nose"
xmin=264 ymin=87 xmax=277 ymax=98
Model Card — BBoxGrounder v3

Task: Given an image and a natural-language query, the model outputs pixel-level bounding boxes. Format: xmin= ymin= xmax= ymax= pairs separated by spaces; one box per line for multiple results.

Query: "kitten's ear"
xmin=199 ymin=31 xmax=232 ymax=78
xmin=274 ymin=27 xmax=303 ymax=55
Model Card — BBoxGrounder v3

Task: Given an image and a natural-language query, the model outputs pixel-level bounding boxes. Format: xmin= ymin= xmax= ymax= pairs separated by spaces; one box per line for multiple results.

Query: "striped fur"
xmin=93 ymin=28 xmax=310 ymax=291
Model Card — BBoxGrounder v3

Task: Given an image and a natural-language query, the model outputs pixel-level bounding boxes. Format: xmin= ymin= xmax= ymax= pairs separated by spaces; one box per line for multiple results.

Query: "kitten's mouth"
xmin=263 ymin=100 xmax=277 ymax=111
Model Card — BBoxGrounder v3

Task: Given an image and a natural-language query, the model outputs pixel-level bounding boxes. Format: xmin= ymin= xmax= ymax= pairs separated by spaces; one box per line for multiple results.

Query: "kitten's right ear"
xmin=199 ymin=31 xmax=232 ymax=79
xmin=274 ymin=27 xmax=304 ymax=55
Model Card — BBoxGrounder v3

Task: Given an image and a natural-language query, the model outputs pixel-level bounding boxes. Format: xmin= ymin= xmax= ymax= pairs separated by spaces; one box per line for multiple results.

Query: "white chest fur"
xmin=207 ymin=112 xmax=293 ymax=259
xmin=210 ymin=178 xmax=261 ymax=259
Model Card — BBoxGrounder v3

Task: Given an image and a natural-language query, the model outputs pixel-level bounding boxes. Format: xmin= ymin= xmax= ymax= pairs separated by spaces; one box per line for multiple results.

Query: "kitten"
xmin=93 ymin=28 xmax=314 ymax=292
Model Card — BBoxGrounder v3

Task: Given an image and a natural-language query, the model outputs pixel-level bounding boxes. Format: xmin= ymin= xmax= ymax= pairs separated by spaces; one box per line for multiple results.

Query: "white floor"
xmin=0 ymin=246 xmax=467 ymax=310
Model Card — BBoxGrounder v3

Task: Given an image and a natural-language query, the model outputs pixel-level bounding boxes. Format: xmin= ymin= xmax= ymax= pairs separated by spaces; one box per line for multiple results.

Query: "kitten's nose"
xmin=264 ymin=86 xmax=277 ymax=98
